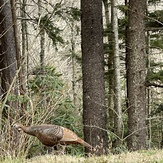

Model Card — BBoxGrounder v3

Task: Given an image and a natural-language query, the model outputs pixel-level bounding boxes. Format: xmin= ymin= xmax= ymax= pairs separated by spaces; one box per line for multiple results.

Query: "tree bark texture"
xmin=103 ymin=0 xmax=115 ymax=132
xmin=126 ymin=0 xmax=147 ymax=151
xmin=81 ymin=0 xmax=108 ymax=155
xmin=0 ymin=0 xmax=18 ymax=120
xmin=111 ymin=0 xmax=122 ymax=146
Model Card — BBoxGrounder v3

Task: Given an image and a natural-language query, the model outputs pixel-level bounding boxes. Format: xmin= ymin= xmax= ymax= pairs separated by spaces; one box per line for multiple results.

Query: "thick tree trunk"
xmin=126 ymin=0 xmax=147 ymax=151
xmin=0 ymin=0 xmax=19 ymax=156
xmin=81 ymin=0 xmax=108 ymax=155
xmin=0 ymin=0 xmax=18 ymax=121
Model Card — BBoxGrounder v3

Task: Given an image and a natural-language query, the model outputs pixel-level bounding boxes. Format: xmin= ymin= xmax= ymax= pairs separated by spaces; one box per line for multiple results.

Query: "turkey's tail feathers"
xmin=77 ymin=138 xmax=93 ymax=149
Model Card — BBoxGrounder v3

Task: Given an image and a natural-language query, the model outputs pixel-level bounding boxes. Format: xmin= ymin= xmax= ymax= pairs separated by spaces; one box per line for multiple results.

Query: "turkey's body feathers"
xmin=14 ymin=123 xmax=92 ymax=149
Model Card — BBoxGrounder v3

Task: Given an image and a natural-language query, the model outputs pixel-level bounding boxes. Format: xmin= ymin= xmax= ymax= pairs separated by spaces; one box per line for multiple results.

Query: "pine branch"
xmin=145 ymin=81 xmax=163 ymax=88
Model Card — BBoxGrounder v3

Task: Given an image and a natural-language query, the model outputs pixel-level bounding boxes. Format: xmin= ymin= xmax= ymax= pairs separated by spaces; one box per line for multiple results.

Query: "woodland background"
xmin=0 ymin=0 xmax=163 ymax=160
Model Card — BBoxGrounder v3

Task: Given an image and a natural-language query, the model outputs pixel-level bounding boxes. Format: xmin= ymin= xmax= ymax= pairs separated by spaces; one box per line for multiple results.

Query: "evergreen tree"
xmin=126 ymin=0 xmax=147 ymax=150
xmin=81 ymin=0 xmax=108 ymax=155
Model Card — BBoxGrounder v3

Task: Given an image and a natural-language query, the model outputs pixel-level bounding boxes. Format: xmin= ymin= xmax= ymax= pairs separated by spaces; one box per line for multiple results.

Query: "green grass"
xmin=1 ymin=149 xmax=163 ymax=163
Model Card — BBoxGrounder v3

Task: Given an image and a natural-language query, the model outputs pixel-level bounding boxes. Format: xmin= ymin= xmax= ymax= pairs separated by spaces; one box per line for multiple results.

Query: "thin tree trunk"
xmin=38 ymin=1 xmax=45 ymax=69
xmin=20 ymin=0 xmax=29 ymax=115
xmin=38 ymin=1 xmax=46 ymax=108
xmin=103 ymin=0 xmax=115 ymax=131
xmin=111 ymin=0 xmax=122 ymax=147
xmin=70 ymin=22 xmax=77 ymax=107
xmin=11 ymin=0 xmax=25 ymax=94
xmin=103 ymin=0 xmax=110 ymax=27
xmin=20 ymin=0 xmax=28 ymax=86
xmin=146 ymin=31 xmax=152 ymax=148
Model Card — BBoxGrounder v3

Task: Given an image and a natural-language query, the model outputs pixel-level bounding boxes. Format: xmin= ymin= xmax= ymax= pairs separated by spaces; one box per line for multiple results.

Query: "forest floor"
xmin=1 ymin=149 xmax=163 ymax=163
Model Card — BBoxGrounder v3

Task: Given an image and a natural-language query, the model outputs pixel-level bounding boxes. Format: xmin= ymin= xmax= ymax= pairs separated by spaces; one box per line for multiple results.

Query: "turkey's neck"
xmin=21 ymin=125 xmax=36 ymax=136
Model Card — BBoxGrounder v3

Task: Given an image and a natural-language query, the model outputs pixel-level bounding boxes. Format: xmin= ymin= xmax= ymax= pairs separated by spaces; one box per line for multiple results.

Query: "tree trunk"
xmin=111 ymin=0 xmax=122 ymax=147
xmin=38 ymin=1 xmax=47 ymax=109
xmin=70 ymin=21 xmax=77 ymax=107
xmin=21 ymin=0 xmax=29 ymax=86
xmin=0 ymin=0 xmax=18 ymax=123
xmin=38 ymin=1 xmax=45 ymax=69
xmin=81 ymin=0 xmax=108 ymax=155
xmin=126 ymin=0 xmax=147 ymax=151
xmin=103 ymin=0 xmax=115 ymax=133
xmin=146 ymin=31 xmax=152 ymax=148
xmin=11 ymin=0 xmax=25 ymax=94
xmin=0 ymin=0 xmax=19 ymax=156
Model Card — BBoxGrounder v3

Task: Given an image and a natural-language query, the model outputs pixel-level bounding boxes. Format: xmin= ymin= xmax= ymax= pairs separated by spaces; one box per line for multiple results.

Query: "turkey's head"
xmin=13 ymin=123 xmax=22 ymax=131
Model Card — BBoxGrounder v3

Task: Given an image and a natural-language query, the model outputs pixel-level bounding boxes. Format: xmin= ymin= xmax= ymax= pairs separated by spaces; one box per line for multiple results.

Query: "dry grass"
xmin=1 ymin=149 xmax=163 ymax=163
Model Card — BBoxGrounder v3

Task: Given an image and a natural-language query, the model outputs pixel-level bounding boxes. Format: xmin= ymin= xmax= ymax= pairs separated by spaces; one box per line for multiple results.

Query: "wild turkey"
xmin=13 ymin=123 xmax=92 ymax=150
